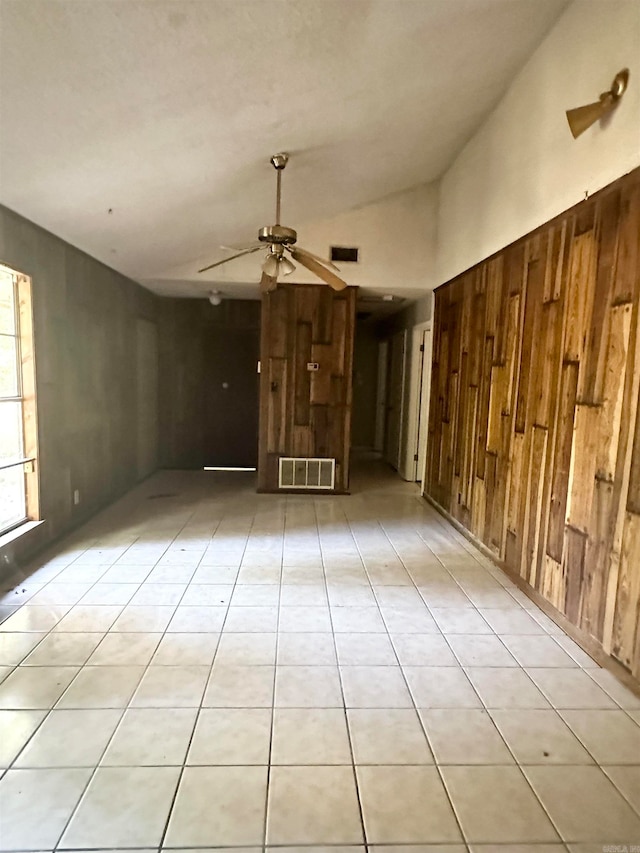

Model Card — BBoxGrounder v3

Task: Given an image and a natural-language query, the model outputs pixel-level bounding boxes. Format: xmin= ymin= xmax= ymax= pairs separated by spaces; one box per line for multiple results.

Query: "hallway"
xmin=0 ymin=463 xmax=639 ymax=850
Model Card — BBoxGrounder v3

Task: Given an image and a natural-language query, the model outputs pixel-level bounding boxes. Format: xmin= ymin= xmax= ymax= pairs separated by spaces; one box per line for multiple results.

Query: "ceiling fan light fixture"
xmin=208 ymin=290 xmax=223 ymax=306
xmin=278 ymin=255 xmax=296 ymax=277
xmin=262 ymin=252 xmax=280 ymax=277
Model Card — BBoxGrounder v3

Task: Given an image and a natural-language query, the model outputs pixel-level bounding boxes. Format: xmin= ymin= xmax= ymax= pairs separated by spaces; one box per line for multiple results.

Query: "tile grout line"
xmin=318 ymin=496 xmax=369 ymax=850
xmin=156 ymin=496 xmax=258 ymax=851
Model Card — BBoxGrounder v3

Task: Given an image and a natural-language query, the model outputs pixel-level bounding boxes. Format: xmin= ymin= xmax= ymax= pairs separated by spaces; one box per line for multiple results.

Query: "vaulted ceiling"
xmin=0 ymin=0 xmax=568 ymax=295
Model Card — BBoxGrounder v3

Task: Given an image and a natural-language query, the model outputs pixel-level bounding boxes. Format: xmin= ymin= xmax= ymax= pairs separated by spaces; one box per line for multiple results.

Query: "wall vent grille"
xmin=278 ymin=457 xmax=336 ymax=490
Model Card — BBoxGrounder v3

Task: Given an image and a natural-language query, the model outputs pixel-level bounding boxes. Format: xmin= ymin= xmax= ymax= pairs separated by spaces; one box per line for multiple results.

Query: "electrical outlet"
xmin=73 ymin=489 xmax=80 ymax=505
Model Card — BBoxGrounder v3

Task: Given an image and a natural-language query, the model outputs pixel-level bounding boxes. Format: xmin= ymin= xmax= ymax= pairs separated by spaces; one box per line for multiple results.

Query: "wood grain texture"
xmin=427 ymin=167 xmax=640 ymax=682
xmin=258 ymin=283 xmax=357 ymax=493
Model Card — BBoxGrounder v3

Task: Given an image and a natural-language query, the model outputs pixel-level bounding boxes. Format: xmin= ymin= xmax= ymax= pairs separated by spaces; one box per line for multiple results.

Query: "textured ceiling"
xmin=0 ymin=0 xmax=568 ymax=295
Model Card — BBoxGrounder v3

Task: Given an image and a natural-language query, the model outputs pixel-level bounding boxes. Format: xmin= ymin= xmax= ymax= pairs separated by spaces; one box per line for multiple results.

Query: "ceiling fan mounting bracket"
xmin=270 ymin=153 xmax=289 ymax=170
xmin=259 ymin=225 xmax=297 ymax=245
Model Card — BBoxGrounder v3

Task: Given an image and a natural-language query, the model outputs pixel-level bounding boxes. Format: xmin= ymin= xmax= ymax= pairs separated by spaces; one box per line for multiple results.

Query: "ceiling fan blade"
xmin=285 ymin=244 xmax=340 ymax=271
xmin=290 ymin=249 xmax=348 ymax=291
xmin=260 ymin=271 xmax=277 ymax=294
xmin=220 ymin=242 xmax=263 ymax=252
xmin=198 ymin=246 xmax=262 ymax=274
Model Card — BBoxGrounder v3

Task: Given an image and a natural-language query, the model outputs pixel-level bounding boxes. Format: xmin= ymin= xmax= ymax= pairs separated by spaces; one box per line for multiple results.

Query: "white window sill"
xmin=0 ymin=519 xmax=45 ymax=551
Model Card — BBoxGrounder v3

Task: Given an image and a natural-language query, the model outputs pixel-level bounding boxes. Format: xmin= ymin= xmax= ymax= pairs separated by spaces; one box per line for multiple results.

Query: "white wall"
xmin=437 ymin=0 xmax=640 ymax=285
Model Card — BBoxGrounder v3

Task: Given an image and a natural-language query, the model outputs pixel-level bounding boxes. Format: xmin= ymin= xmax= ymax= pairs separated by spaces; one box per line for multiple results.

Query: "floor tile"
xmin=0 ymin=709 xmax=47 ymax=767
xmin=61 ymin=766 xmax=180 ymax=848
xmin=204 ymin=665 xmax=275 ymax=707
xmin=151 ymin=631 xmax=219 ymax=665
xmin=0 ymin=631 xmax=47 ymax=665
xmin=79 ymin=582 xmax=139 ymax=606
xmin=421 ymin=709 xmax=514 ymax=764
xmin=21 ymin=631 xmax=103 ymax=666
xmin=167 ymin=605 xmax=226 ymax=632
xmin=442 ymin=765 xmax=558 ymax=843
xmin=86 ymin=632 xmax=162 ymax=665
xmin=29 ymin=583 xmax=92 ymax=606
xmin=357 ymin=765 xmax=461 ymax=843
xmin=380 ymin=606 xmax=440 ymax=634
xmin=500 ymin=634 xmax=579 ymax=668
xmin=98 ymin=564 xmax=153 ymax=583
xmin=282 ymin=565 xmax=326 ymax=585
xmin=490 ymin=709 xmax=594 ymax=764
xmin=165 ymin=766 xmax=268 ymax=846
xmin=14 ymin=708 xmax=121 ymax=767
xmin=130 ymin=583 xmax=187 ymax=605
xmin=0 ymin=767 xmax=91 ymax=850
xmin=0 ymin=665 xmax=79 ymax=709
xmin=524 ymin=765 xmax=640 ymax=842
xmin=231 ymin=584 xmax=280 ymax=605
xmin=51 ymin=604 xmax=124 ymax=632
xmin=279 ymin=605 xmax=332 ymax=632
xmin=348 ymin=708 xmax=432 ymax=764
xmin=374 ymin=586 xmax=425 ymax=608
xmin=111 ymin=604 xmax=177 ymax=632
xmin=192 ymin=565 xmax=239 ymax=584
xmin=587 ymin=667 xmax=640 ymax=709
xmin=560 ymin=709 xmax=640 ymax=764
xmin=335 ymin=632 xmax=396 ymax=665
xmin=446 ymin=634 xmax=517 ymax=667
xmin=188 ymin=708 xmax=272 ymax=764
xmin=267 ymin=765 xmax=363 ymax=844
xmin=327 ymin=585 xmax=376 ymax=606
xmin=277 ymin=632 xmax=337 ymax=665
xmin=102 ymin=707 xmax=196 ymax=765
xmin=466 ymin=668 xmax=550 ymax=709
xmin=331 ymin=606 xmax=387 ymax=633
xmin=215 ymin=631 xmax=277 ymax=665
xmin=389 ymin=633 xmax=456 ymax=667
xmin=280 ymin=584 xmax=328 ymax=606
xmin=603 ymin=765 xmax=640 ymax=812
xmin=527 ymin=668 xmax=617 ymax=709
xmin=430 ymin=608 xmax=493 ymax=634
xmin=271 ymin=708 xmax=351 ymax=765
xmin=404 ymin=666 xmax=481 ymax=708
xmin=341 ymin=665 xmax=412 ymax=708
xmin=0 ymin=605 xmax=70 ymax=632
xmin=56 ymin=665 xmax=144 ymax=708
xmin=237 ymin=565 xmax=281 ymax=584
xmin=131 ymin=664 xmax=209 ymax=707
xmin=478 ymin=608 xmax=546 ymax=634
xmin=276 ymin=665 xmax=343 ymax=707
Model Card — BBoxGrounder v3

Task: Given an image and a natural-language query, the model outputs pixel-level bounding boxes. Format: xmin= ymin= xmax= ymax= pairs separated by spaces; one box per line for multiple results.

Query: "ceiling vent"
xmin=330 ymin=246 xmax=359 ymax=263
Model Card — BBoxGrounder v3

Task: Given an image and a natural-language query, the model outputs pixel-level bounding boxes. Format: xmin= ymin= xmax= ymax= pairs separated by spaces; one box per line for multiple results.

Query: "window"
xmin=0 ymin=265 xmax=38 ymax=535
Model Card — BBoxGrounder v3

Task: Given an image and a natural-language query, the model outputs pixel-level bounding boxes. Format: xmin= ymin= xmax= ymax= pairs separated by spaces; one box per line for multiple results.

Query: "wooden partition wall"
xmin=426 ymin=167 xmax=640 ymax=680
xmin=258 ymin=283 xmax=357 ymax=493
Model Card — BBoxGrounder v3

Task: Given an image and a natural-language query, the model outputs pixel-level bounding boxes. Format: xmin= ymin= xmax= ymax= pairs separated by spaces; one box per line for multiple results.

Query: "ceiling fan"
xmin=198 ymin=153 xmax=348 ymax=293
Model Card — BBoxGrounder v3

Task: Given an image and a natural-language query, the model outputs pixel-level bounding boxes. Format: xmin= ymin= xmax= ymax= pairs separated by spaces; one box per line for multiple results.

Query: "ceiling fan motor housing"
xmin=258 ymin=224 xmax=297 ymax=245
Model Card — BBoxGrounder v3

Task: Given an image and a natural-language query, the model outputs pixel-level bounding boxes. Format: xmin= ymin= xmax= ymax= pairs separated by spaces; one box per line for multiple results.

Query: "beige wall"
xmin=437 ymin=0 xmax=640 ymax=285
xmin=0 ymin=205 xmax=159 ymax=563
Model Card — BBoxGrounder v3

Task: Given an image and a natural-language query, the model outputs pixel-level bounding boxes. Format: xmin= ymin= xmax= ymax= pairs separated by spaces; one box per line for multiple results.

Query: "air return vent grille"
xmin=278 ymin=457 xmax=336 ymax=490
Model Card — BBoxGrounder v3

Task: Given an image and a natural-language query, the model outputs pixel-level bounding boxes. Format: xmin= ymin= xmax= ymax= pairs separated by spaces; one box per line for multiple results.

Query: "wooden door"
xmin=204 ymin=327 xmax=260 ymax=468
xmin=416 ymin=327 xmax=432 ymax=483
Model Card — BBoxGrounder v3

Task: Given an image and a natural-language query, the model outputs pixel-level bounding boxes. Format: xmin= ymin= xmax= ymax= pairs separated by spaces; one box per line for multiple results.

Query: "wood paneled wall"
xmin=258 ymin=283 xmax=357 ymax=493
xmin=427 ymin=167 xmax=640 ymax=680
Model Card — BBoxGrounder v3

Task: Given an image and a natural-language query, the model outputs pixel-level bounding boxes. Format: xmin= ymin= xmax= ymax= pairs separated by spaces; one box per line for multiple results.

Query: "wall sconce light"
xmin=209 ymin=290 xmax=223 ymax=306
xmin=566 ymin=68 xmax=629 ymax=138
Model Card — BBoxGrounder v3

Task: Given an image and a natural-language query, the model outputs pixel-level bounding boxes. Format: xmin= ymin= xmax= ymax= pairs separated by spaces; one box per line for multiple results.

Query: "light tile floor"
xmin=0 ymin=462 xmax=639 ymax=852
